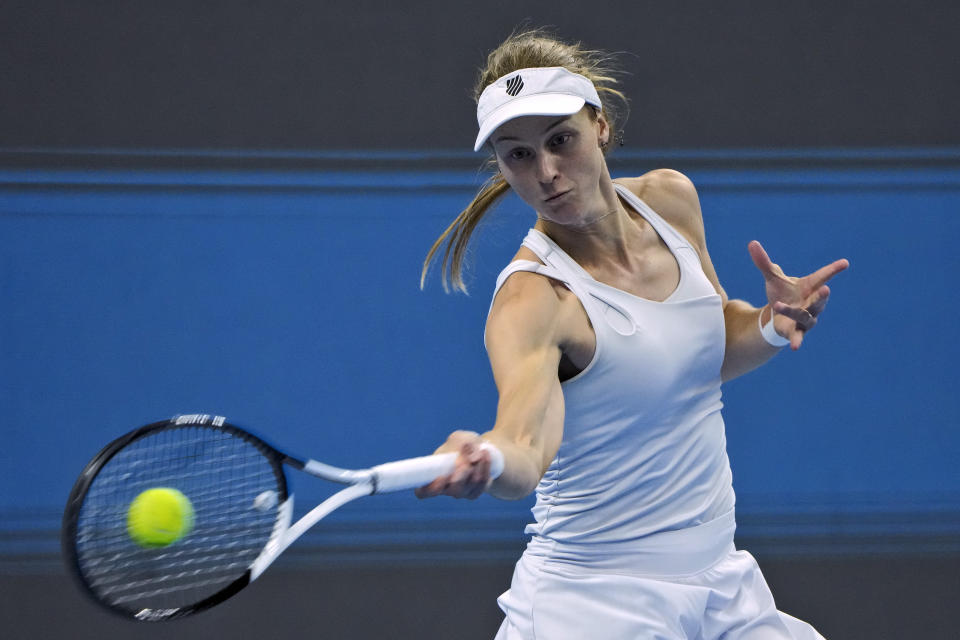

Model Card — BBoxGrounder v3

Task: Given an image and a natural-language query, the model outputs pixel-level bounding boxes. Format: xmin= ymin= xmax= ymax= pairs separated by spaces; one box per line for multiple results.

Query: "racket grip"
xmin=371 ymin=443 xmax=505 ymax=494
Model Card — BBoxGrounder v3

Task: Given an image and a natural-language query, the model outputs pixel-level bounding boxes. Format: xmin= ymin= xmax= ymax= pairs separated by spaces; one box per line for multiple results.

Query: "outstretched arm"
xmin=415 ymin=271 xmax=566 ymax=500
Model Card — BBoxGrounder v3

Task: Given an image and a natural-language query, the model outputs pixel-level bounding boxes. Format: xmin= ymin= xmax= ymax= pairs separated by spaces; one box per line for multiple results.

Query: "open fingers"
xmin=753 ymin=240 xmax=849 ymax=291
xmin=805 ymin=258 xmax=849 ymax=290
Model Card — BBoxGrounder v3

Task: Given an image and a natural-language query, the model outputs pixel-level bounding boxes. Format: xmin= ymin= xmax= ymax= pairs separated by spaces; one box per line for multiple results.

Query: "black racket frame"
xmin=61 ymin=416 xmax=302 ymax=621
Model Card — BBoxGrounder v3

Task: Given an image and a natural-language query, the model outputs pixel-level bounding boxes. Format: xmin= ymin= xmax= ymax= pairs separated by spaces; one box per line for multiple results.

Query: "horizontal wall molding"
xmin=2 ymin=146 xmax=959 ymax=172
xmin=7 ymin=494 xmax=959 ymax=571
xmin=1 ymin=147 xmax=959 ymax=205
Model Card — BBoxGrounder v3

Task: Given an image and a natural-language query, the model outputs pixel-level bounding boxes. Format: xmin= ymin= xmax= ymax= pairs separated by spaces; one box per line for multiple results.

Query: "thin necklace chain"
xmin=538 ymin=205 xmax=623 ymax=230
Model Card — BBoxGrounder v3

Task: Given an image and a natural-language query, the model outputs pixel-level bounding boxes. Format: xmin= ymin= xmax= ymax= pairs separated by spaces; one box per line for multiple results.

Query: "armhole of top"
xmin=484 ymin=261 xmax=569 ymax=350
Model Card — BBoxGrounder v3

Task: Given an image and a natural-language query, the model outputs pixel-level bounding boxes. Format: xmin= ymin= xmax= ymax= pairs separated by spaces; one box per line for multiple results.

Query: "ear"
xmin=596 ymin=112 xmax=611 ymax=147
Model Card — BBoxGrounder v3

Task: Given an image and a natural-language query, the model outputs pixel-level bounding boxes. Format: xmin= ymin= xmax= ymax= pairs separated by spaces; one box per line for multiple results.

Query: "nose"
xmin=535 ymin=152 xmax=559 ymax=185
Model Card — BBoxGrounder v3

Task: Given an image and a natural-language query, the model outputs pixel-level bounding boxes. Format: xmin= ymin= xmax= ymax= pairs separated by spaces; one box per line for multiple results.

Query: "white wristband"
xmin=759 ymin=306 xmax=789 ymax=347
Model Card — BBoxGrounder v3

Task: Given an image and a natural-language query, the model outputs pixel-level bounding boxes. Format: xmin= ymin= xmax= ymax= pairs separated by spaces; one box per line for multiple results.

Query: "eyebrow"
xmin=493 ymin=116 xmax=572 ymax=145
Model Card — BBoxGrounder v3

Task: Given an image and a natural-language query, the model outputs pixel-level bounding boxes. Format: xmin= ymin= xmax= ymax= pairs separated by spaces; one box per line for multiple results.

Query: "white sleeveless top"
xmin=488 ymin=183 xmax=735 ymax=561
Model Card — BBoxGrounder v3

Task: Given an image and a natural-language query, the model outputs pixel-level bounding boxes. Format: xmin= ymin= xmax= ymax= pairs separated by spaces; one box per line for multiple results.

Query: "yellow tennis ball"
xmin=127 ymin=487 xmax=195 ymax=548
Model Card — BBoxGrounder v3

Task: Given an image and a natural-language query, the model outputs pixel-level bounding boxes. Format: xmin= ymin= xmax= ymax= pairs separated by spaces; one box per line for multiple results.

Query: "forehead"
xmin=492 ymin=108 xmax=594 ymax=143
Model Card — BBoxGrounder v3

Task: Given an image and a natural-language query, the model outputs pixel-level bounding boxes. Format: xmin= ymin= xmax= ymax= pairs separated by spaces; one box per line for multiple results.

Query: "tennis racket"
xmin=62 ymin=414 xmax=504 ymax=621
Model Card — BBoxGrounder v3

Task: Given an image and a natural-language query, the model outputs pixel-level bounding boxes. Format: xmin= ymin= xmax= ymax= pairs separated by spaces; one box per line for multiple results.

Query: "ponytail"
xmin=421 ymin=172 xmax=510 ymax=294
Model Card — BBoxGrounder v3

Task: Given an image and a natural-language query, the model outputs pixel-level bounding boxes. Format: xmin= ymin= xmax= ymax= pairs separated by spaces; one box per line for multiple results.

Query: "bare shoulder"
xmin=615 ymin=169 xmax=706 ymax=248
xmin=487 ymin=267 xmax=562 ymax=339
xmin=501 ymin=246 xmax=574 ymax=309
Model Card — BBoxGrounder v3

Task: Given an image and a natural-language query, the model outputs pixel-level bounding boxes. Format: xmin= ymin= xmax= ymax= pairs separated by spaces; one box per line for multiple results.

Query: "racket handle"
xmin=371 ymin=443 xmax=505 ymax=494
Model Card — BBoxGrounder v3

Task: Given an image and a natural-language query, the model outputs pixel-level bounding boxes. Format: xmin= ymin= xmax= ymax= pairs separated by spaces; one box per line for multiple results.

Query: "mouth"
xmin=544 ymin=190 xmax=570 ymax=203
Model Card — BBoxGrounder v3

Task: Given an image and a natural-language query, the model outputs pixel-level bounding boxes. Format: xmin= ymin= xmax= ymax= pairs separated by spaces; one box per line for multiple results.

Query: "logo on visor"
xmin=505 ymin=75 xmax=524 ymax=97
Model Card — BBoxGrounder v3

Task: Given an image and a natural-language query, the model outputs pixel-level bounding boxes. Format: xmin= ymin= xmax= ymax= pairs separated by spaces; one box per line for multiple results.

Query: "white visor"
xmin=474 ymin=67 xmax=603 ymax=152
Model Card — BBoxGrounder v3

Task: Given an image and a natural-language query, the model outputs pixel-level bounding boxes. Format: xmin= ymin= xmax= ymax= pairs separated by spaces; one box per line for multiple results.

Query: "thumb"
xmin=747 ymin=240 xmax=775 ymax=277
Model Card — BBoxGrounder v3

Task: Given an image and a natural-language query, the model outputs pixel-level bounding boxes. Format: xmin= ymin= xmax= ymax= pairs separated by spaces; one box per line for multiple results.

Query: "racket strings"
xmin=73 ymin=426 xmax=283 ymax=613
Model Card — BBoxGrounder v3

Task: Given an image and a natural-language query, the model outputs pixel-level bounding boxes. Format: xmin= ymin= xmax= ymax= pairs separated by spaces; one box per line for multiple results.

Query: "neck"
xmin=536 ymin=206 xmax=617 ymax=228
xmin=534 ymin=177 xmax=640 ymax=268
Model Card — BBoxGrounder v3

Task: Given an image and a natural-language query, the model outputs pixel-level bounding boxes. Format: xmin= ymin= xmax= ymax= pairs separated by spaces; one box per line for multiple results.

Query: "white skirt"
xmin=495 ymin=513 xmax=824 ymax=640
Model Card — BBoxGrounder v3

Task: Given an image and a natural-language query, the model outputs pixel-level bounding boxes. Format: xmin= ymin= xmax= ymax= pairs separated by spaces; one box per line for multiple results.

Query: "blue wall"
xmin=2 ymin=149 xmax=958 ymax=563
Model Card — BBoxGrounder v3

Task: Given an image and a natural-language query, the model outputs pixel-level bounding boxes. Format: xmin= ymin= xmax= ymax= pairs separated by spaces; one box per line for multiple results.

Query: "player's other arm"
xmin=638 ymin=169 xmax=847 ymax=381
xmin=630 ymin=169 xmax=778 ymax=381
xmin=416 ymin=271 xmax=565 ymax=501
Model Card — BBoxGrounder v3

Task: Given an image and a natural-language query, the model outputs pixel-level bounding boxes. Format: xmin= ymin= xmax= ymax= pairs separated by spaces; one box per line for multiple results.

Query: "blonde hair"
xmin=420 ymin=28 xmax=629 ymax=293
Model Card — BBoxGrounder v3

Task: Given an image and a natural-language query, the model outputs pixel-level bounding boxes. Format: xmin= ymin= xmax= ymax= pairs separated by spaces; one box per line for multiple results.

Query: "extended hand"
xmin=414 ymin=430 xmax=493 ymax=500
xmin=748 ymin=240 xmax=849 ymax=350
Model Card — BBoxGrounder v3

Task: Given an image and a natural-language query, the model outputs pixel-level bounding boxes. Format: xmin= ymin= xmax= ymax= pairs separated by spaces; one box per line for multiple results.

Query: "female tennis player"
xmin=417 ymin=29 xmax=847 ymax=640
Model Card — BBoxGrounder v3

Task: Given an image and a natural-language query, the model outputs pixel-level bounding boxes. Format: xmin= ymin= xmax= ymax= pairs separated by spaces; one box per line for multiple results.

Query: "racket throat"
xmin=248 ymin=482 xmax=372 ymax=581
xmin=249 ymin=495 xmax=295 ymax=581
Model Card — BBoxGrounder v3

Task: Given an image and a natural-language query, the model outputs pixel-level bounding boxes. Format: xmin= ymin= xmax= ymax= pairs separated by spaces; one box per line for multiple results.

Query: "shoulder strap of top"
xmin=521 ymin=228 xmax=591 ymax=279
xmin=520 ymin=229 xmax=602 ymax=306
xmin=486 ymin=229 xmax=642 ymax=350
xmin=486 ymin=229 xmax=599 ymax=334
xmin=613 ymin=182 xmax=693 ymax=252
xmin=492 ymin=259 xmax=565 ymax=294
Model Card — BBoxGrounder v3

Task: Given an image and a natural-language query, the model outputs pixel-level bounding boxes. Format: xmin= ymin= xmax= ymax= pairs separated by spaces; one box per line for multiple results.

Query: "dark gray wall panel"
xmin=1 ymin=1 xmax=957 ymax=150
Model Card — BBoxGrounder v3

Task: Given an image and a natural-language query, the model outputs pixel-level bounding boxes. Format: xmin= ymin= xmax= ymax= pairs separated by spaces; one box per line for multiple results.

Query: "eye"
xmin=507 ymin=147 xmax=531 ymax=161
xmin=550 ymin=133 xmax=572 ymax=147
